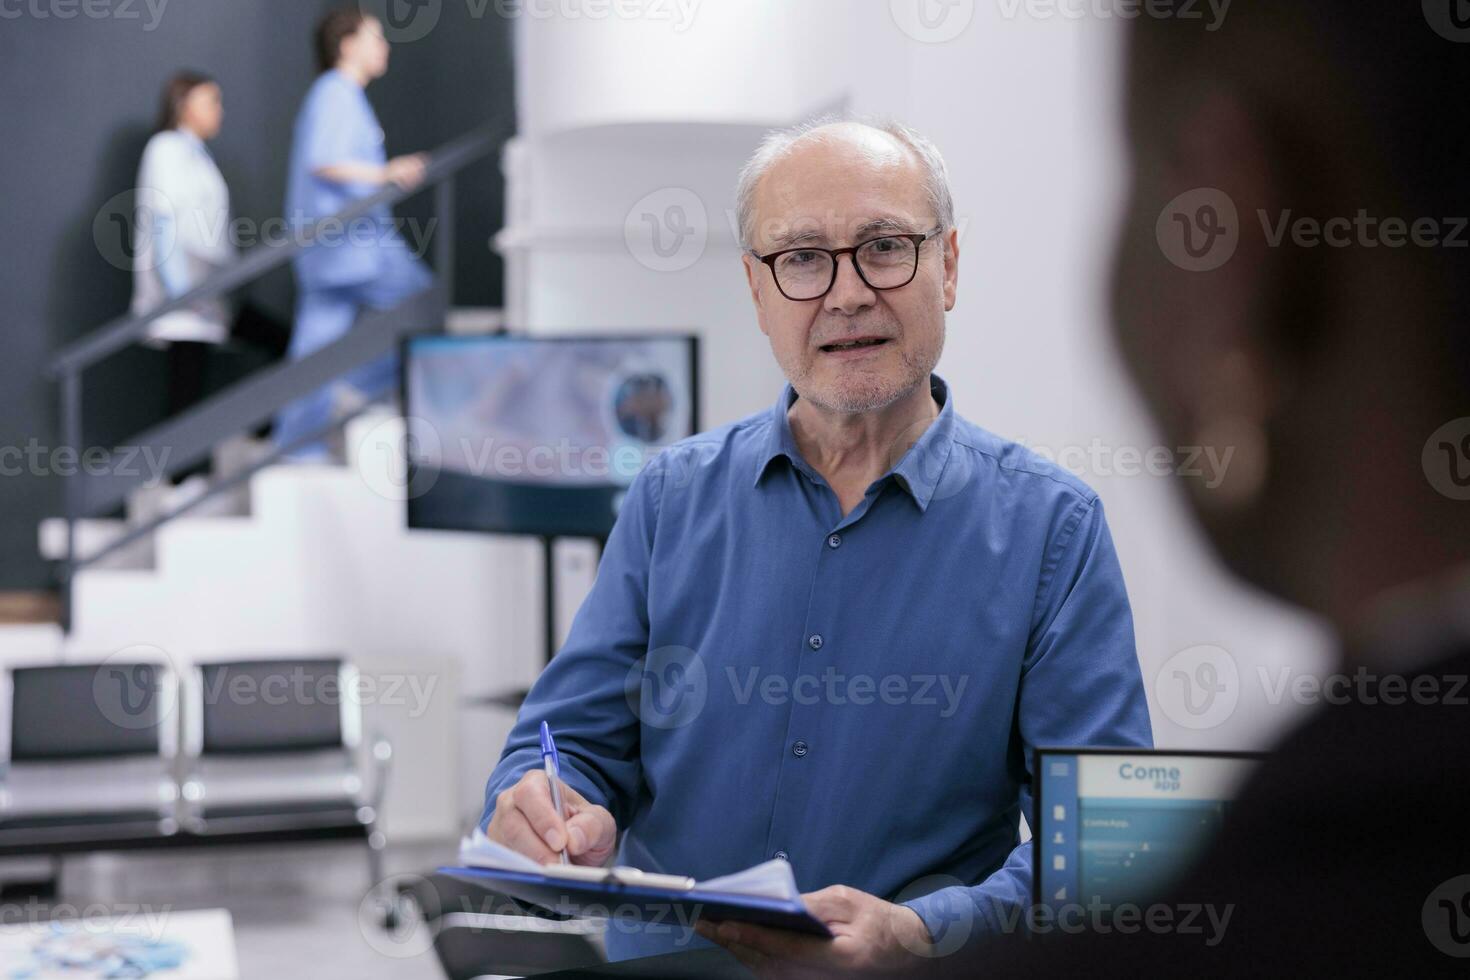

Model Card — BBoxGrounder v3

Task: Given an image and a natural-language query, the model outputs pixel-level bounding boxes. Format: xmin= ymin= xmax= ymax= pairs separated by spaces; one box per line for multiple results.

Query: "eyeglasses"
xmin=752 ymin=231 xmax=938 ymax=302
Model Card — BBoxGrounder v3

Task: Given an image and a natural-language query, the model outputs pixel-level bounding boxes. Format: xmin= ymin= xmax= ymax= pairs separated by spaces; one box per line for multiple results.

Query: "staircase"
xmin=38 ymin=432 xmax=266 ymax=573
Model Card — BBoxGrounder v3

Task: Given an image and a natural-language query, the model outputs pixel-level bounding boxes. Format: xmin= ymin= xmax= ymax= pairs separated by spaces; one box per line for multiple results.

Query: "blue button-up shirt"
xmin=482 ymin=375 xmax=1152 ymax=960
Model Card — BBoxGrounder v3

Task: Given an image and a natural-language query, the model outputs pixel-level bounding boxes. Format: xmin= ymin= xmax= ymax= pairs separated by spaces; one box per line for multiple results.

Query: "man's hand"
xmin=695 ymin=884 xmax=934 ymax=979
xmin=486 ymin=769 xmax=617 ymax=866
xmin=384 ymin=153 xmax=428 ymax=190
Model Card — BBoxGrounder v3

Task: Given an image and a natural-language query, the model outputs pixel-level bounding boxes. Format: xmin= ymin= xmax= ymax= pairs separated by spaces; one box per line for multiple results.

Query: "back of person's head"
xmin=1128 ymin=2 xmax=1470 ymax=370
xmin=1114 ymin=3 xmax=1470 ymax=620
xmin=315 ymin=5 xmax=367 ymax=73
xmin=154 ymin=70 xmax=216 ymax=134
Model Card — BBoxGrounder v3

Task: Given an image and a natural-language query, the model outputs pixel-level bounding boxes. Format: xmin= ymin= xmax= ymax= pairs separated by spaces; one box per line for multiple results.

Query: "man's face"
xmin=742 ymin=127 xmax=958 ymax=414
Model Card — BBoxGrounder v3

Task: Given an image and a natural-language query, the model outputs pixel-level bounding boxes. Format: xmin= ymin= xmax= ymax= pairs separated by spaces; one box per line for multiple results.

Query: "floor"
xmin=3 ymin=839 xmax=462 ymax=979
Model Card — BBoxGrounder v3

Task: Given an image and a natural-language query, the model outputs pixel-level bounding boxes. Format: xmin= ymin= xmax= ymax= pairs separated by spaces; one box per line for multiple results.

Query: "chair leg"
xmin=365 ymin=828 xmax=386 ymax=885
xmin=364 ymin=829 xmax=397 ymax=930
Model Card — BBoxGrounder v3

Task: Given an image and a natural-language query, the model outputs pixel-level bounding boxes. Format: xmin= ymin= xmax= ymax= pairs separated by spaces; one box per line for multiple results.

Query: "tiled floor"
xmin=4 ymin=840 xmax=462 ymax=979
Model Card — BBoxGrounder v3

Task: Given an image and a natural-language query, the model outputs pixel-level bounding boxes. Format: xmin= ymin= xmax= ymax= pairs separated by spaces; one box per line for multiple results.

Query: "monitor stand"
xmin=464 ymin=534 xmax=607 ymax=711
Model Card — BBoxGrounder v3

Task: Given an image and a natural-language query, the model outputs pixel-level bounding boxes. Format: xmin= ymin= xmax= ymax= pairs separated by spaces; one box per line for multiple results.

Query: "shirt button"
xmin=807 ymin=633 xmax=823 ymax=650
xmin=792 ymin=740 xmax=809 ymax=758
xmin=773 ymin=850 xmax=789 ymax=862
xmin=827 ymin=533 xmax=842 ymax=549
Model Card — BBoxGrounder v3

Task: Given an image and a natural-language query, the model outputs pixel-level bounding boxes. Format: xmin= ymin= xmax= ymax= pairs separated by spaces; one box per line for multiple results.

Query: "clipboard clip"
xmin=603 ymin=866 xmax=697 ymax=891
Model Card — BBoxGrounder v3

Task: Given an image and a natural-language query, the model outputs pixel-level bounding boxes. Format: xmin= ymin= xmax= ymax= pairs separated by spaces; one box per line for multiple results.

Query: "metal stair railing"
xmin=47 ymin=123 xmax=500 ymax=631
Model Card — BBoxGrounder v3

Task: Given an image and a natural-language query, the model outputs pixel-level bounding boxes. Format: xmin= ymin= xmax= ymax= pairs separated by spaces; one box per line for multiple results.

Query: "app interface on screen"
xmin=1039 ymin=753 xmax=1258 ymax=910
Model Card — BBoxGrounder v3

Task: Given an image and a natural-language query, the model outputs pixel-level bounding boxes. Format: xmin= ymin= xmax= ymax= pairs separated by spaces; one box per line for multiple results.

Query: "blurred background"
xmin=0 ymin=0 xmax=1330 ymax=976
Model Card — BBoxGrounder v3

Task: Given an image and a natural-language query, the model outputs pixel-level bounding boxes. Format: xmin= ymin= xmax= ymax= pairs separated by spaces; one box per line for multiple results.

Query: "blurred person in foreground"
xmin=703 ymin=3 xmax=1470 ymax=977
xmin=274 ymin=5 xmax=432 ymax=462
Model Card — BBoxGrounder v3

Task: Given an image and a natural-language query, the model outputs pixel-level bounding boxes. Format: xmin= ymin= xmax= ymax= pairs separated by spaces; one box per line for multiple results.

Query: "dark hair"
xmin=154 ymin=70 xmax=216 ymax=134
xmin=315 ymin=5 xmax=368 ymax=73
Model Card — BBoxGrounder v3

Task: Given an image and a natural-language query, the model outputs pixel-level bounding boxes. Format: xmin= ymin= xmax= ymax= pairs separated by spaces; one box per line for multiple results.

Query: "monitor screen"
xmin=403 ymin=333 xmax=699 ymax=538
xmin=1035 ymin=749 xmax=1262 ymax=917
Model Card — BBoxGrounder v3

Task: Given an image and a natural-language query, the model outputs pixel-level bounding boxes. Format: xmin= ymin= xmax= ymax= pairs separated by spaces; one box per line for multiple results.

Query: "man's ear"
xmin=941 ymin=227 xmax=960 ymax=312
xmin=742 ymin=253 xmax=771 ymax=337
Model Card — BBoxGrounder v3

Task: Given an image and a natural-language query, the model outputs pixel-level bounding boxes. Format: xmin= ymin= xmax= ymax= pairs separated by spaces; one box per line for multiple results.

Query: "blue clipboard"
xmin=438 ymin=865 xmax=834 ymax=937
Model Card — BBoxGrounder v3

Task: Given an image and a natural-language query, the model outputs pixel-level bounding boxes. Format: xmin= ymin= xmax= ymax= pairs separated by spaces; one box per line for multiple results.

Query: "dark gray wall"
xmin=0 ymin=0 xmax=515 ymax=590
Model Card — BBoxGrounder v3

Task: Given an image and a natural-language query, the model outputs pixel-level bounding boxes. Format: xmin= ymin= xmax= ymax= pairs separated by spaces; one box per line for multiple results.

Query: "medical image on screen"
xmin=613 ymin=373 xmax=675 ymax=442
xmin=404 ymin=335 xmax=696 ymax=538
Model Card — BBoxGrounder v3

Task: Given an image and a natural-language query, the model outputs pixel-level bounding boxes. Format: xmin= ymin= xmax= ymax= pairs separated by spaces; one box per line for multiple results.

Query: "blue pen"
xmin=540 ymin=720 xmax=570 ymax=865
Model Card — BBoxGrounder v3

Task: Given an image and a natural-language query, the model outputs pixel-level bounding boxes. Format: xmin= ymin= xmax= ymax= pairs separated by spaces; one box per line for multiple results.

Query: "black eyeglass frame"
xmin=751 ymin=230 xmax=941 ymax=302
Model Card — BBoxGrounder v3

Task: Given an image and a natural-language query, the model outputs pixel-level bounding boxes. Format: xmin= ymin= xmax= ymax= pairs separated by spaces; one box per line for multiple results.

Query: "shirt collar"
xmin=753 ymin=374 xmax=958 ymax=513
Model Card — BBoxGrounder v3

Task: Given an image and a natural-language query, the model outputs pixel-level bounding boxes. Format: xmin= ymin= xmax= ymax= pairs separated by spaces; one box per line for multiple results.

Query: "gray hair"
xmin=734 ymin=113 xmax=956 ymax=252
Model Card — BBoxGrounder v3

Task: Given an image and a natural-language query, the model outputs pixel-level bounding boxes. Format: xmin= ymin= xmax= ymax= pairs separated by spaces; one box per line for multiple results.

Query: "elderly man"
xmin=480 ymin=117 xmax=1151 ymax=967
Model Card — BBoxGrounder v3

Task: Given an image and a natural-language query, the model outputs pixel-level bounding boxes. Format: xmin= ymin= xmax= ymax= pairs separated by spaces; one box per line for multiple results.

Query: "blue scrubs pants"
xmin=275 ymin=246 xmax=432 ymax=461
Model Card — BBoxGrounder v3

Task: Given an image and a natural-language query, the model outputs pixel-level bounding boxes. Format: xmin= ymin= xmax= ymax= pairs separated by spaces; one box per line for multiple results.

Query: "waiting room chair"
xmin=0 ymin=661 xmax=181 ymax=853
xmin=179 ymin=657 xmax=392 ymax=886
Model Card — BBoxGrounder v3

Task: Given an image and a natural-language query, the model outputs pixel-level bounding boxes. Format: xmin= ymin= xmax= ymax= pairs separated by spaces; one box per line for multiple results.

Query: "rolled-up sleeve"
xmin=904 ymin=495 xmax=1153 ymax=941
xmin=480 ymin=460 xmax=665 ymax=828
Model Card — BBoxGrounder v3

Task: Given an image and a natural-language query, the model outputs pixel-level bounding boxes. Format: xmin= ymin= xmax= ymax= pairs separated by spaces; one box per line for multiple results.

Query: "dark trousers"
xmin=166 ymin=302 xmax=290 ymax=481
xmin=165 ymin=301 xmax=290 ymax=417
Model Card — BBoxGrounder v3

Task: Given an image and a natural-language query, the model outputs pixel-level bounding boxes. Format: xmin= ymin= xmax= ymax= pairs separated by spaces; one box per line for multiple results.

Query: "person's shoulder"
xmin=949 ymin=413 xmax=1099 ymax=511
xmin=639 ymin=405 xmax=775 ymax=490
xmin=143 ymin=129 xmax=188 ymax=150
xmin=140 ymin=129 xmax=190 ymax=162
xmin=138 ymin=130 xmax=192 ymax=181
xmin=304 ymin=70 xmax=358 ymax=108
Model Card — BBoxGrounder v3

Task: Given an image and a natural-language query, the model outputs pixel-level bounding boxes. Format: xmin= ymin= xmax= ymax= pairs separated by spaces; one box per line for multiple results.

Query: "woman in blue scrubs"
xmin=275 ymin=5 xmax=432 ymax=461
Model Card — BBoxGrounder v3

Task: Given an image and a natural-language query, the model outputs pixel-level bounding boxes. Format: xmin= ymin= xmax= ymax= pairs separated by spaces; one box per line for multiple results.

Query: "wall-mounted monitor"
xmin=402 ymin=333 xmax=699 ymax=538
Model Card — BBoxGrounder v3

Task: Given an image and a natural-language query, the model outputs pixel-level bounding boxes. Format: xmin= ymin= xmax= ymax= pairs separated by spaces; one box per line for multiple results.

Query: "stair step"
xmin=38 ymin=518 xmax=153 ymax=570
xmin=212 ymin=433 xmax=277 ymax=495
xmin=127 ymin=474 xmax=250 ymax=528
xmin=343 ymin=407 xmax=404 ymax=475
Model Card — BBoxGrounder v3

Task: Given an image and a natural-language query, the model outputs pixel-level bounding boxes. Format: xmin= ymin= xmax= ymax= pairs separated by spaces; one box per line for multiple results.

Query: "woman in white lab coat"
xmin=131 ymin=71 xmax=287 ymax=421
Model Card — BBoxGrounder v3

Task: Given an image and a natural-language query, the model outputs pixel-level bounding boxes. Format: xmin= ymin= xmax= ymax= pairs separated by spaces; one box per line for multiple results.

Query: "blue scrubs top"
xmin=285 ymin=70 xmax=394 ymax=289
